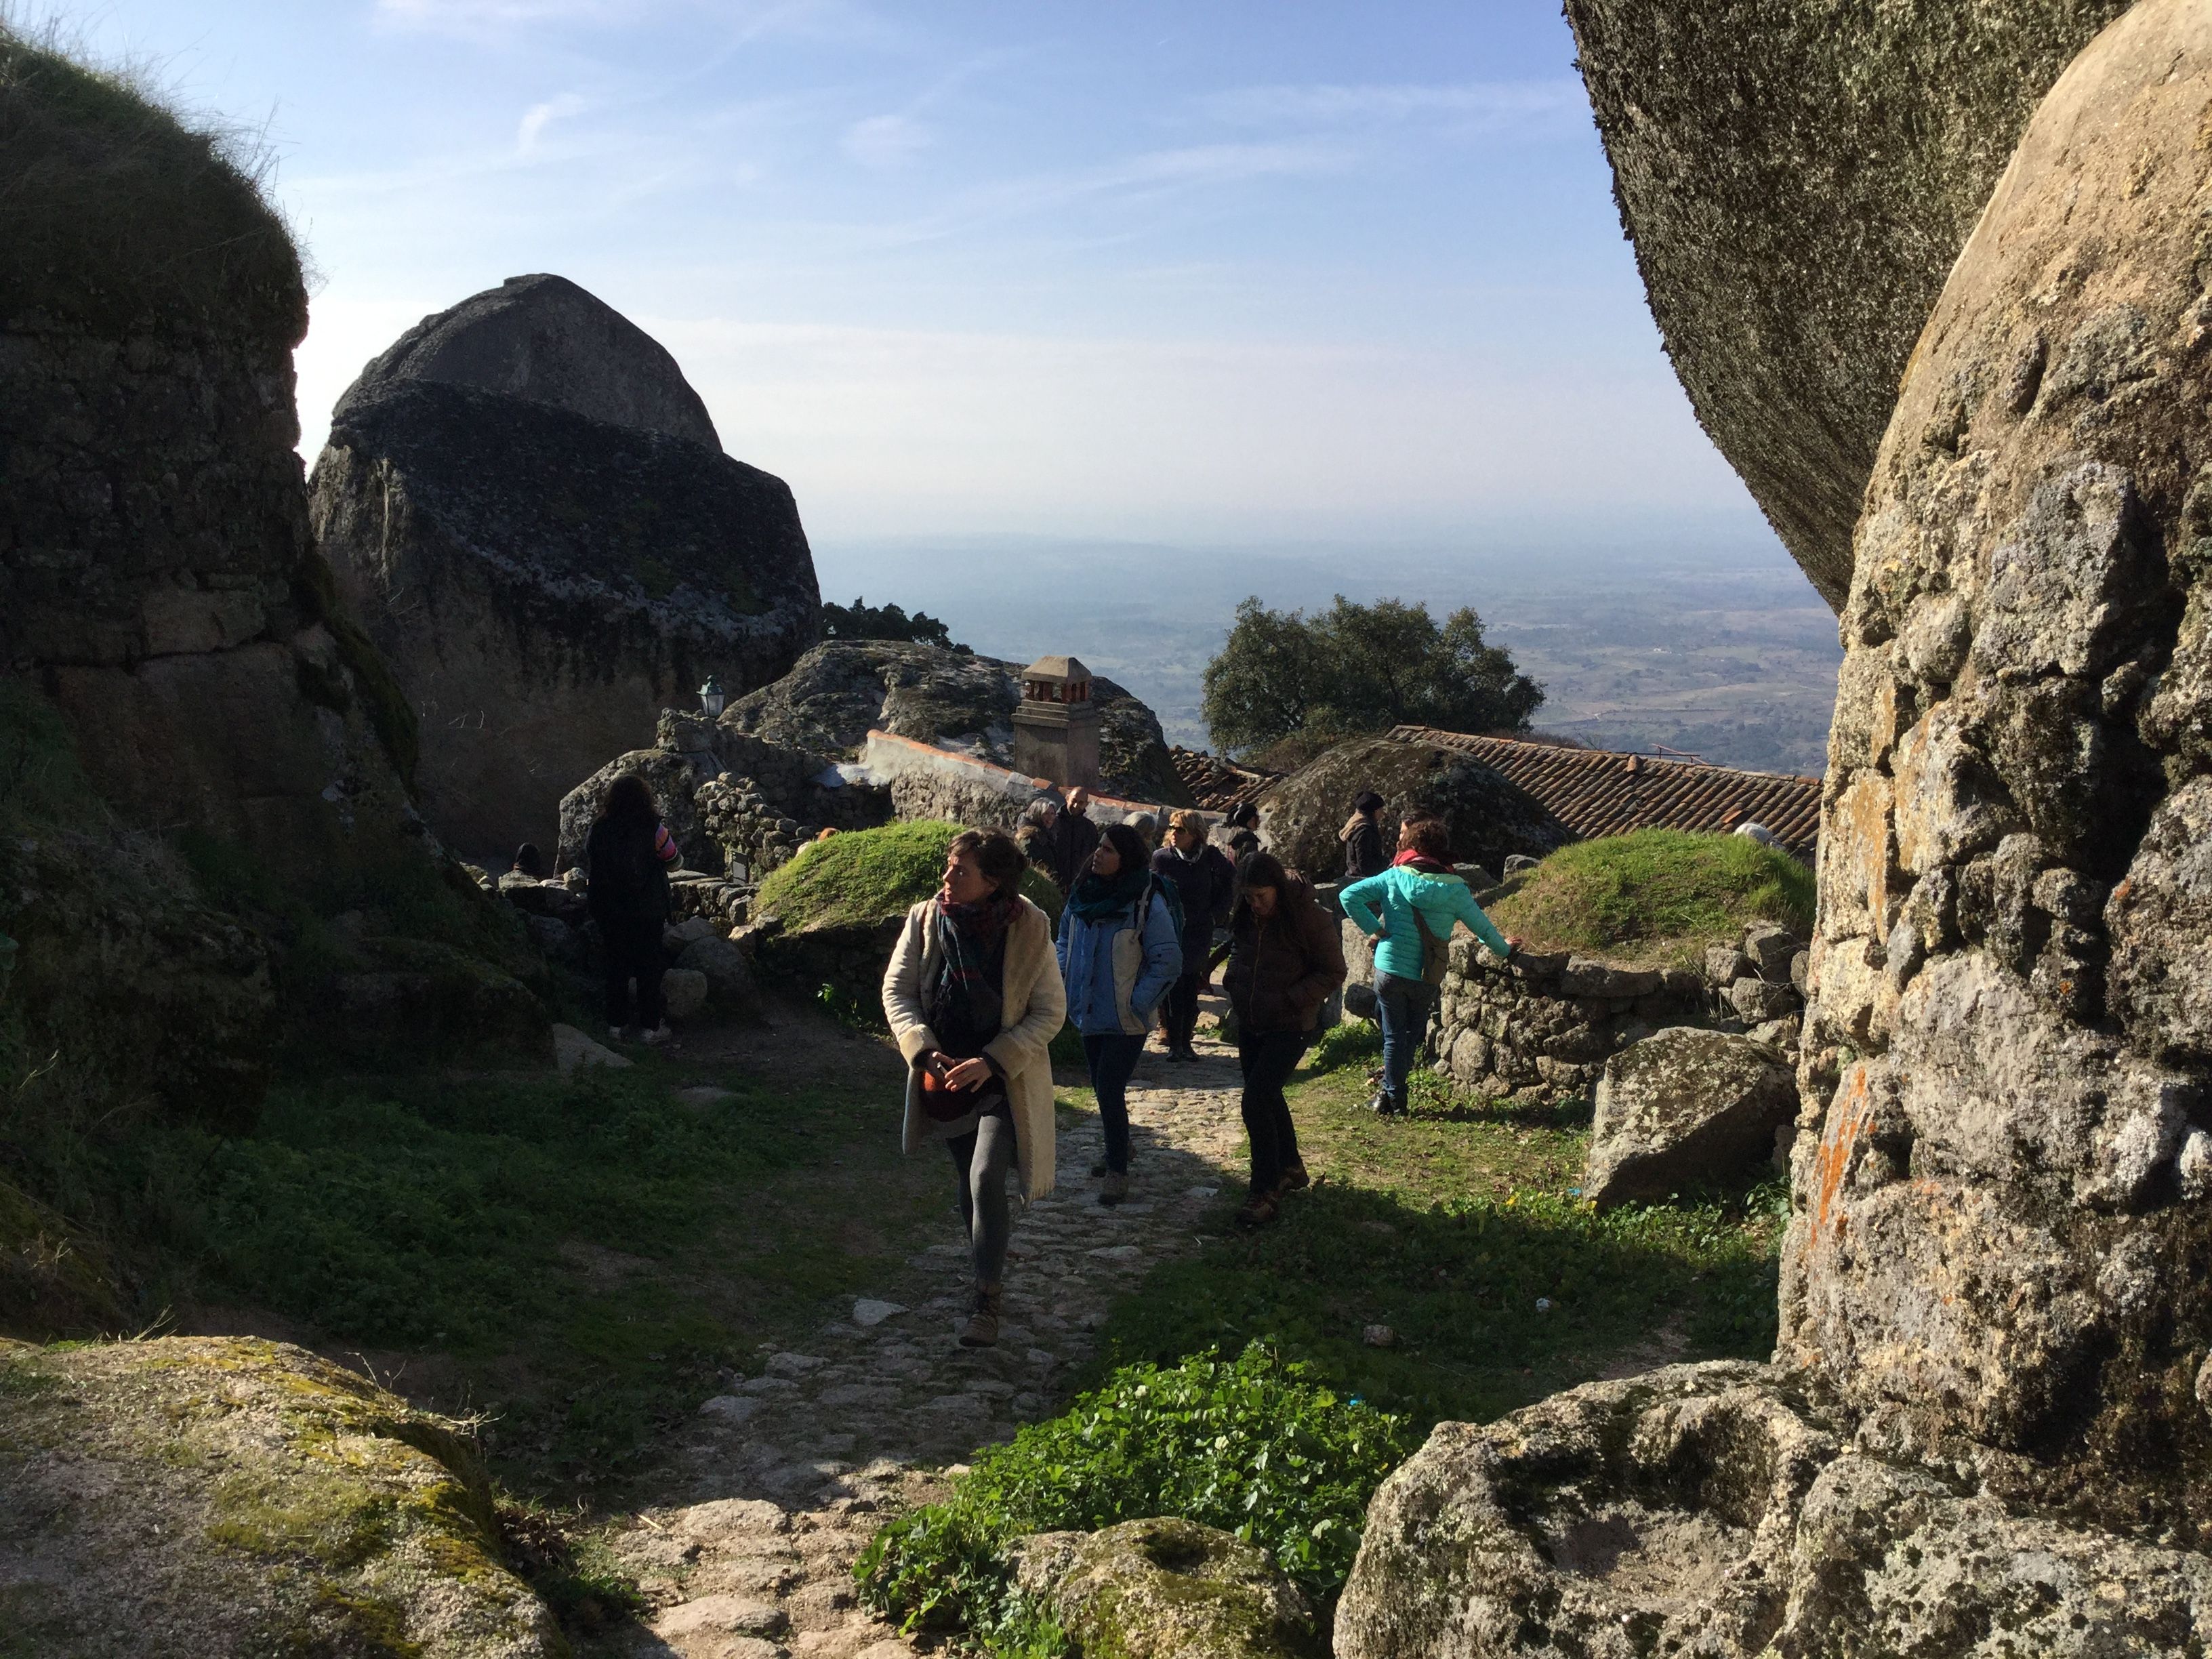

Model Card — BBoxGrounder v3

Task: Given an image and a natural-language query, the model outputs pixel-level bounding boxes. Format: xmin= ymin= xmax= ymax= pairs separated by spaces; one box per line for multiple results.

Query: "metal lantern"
xmin=699 ymin=675 xmax=726 ymax=718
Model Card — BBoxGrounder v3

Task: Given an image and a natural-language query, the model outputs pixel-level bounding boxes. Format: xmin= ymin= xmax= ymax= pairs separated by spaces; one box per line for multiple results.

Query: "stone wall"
xmin=1431 ymin=941 xmax=1706 ymax=1106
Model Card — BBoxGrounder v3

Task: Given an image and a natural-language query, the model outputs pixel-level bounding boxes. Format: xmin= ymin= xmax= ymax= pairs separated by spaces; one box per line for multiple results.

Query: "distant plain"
xmin=819 ymin=526 xmax=1843 ymax=777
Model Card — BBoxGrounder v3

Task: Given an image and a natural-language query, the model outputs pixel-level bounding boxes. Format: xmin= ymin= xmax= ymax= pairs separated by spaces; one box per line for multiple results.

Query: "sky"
xmin=34 ymin=0 xmax=1787 ymax=569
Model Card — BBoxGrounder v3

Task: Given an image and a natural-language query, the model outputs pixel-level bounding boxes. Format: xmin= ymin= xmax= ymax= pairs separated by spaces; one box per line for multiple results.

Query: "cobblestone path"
xmin=608 ymin=1037 xmax=1252 ymax=1658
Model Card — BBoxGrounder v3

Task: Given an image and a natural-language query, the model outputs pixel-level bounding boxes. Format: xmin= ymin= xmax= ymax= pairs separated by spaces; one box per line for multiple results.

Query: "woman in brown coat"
xmin=1222 ymin=852 xmax=1346 ymax=1227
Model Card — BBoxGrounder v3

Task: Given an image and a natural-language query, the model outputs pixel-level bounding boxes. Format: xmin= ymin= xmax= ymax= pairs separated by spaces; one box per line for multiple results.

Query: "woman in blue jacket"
xmin=1057 ymin=821 xmax=1183 ymax=1204
xmin=1340 ymin=814 xmax=1518 ymax=1116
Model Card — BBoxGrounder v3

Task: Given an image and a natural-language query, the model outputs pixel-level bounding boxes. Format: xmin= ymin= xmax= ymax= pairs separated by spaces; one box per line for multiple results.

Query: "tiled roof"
xmin=1385 ymin=726 xmax=1822 ymax=856
xmin=1170 ymin=745 xmax=1275 ymax=813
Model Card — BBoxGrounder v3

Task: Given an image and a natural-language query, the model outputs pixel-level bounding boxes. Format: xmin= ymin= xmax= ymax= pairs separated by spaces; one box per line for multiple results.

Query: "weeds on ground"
xmin=858 ymin=1344 xmax=1410 ymax=1650
xmin=89 ymin=1060 xmax=941 ymax=1495
xmin=1082 ymin=1061 xmax=1787 ymax=1432
xmin=1305 ymin=1018 xmax=1382 ymax=1075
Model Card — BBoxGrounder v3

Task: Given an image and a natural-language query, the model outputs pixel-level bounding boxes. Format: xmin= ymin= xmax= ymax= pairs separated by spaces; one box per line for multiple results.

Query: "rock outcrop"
xmin=1345 ymin=5 xmax=2212 ymax=1649
xmin=314 ymin=356 xmax=821 ymax=857
xmin=1 ymin=32 xmax=418 ymax=874
xmin=1260 ymin=736 xmax=1570 ymax=882
xmin=1785 ymin=0 xmax=2212 ymax=1532
xmin=335 ymin=271 xmax=720 ymax=447
xmin=1010 ymin=1517 xmax=1322 ymax=1659
xmin=1563 ymin=0 xmax=2132 ymax=608
xmin=0 ymin=1335 xmax=561 ymax=1657
xmin=723 ymin=640 xmax=1191 ymax=807
xmin=1584 ymin=1027 xmax=1796 ymax=1207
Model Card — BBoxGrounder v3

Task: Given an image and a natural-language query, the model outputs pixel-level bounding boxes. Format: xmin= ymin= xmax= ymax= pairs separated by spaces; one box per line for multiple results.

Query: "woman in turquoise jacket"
xmin=1340 ymin=814 xmax=1517 ymax=1115
xmin=1057 ymin=821 xmax=1183 ymax=1204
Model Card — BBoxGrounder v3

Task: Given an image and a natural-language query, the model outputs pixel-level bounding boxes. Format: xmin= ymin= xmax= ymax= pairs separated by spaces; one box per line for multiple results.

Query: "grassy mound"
xmin=0 ymin=23 xmax=306 ymax=337
xmin=1484 ymin=830 xmax=1813 ymax=968
xmin=756 ymin=821 xmax=1061 ymax=932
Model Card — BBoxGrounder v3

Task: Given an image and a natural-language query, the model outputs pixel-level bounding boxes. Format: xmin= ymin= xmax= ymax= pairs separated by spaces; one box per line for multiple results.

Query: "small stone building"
xmin=1012 ymin=655 xmax=1101 ymax=790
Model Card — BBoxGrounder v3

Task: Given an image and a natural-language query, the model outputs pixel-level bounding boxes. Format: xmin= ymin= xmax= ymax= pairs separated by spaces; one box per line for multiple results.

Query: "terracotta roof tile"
xmin=1385 ymin=726 xmax=1821 ymax=857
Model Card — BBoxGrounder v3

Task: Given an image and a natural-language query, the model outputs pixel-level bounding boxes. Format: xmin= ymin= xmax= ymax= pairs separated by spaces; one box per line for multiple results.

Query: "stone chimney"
xmin=1012 ymin=655 xmax=1101 ymax=789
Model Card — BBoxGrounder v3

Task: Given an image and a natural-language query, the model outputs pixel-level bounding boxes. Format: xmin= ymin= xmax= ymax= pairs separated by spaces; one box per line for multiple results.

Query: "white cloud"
xmin=844 ymin=112 xmax=932 ymax=169
xmin=516 ymin=92 xmax=589 ymax=155
xmin=1200 ymin=78 xmax=1585 ymax=133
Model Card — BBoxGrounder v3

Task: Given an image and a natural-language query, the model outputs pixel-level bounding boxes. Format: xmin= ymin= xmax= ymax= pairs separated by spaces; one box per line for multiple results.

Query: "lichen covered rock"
xmin=1337 ymin=1362 xmax=2212 ymax=1658
xmin=1563 ymin=0 xmax=2133 ymax=607
xmin=0 ymin=1335 xmax=560 ymax=1658
xmin=1010 ymin=1516 xmax=1322 ymax=1659
xmin=1259 ymin=737 xmax=1570 ymax=884
xmin=314 ymin=367 xmax=820 ymax=859
xmin=723 ymin=640 xmax=1193 ymax=806
xmin=1585 ymin=1027 xmax=1795 ymax=1206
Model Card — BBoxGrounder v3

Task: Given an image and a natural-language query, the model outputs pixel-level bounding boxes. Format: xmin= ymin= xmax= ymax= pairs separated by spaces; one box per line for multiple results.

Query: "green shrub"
xmin=757 ymin=821 xmax=1060 ymax=931
xmin=857 ymin=1344 xmax=1410 ymax=1645
xmin=1486 ymin=829 xmax=1814 ymax=968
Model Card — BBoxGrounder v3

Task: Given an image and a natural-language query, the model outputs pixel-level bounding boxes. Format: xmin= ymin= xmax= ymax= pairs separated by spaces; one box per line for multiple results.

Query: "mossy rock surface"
xmin=1485 ymin=828 xmax=1814 ymax=972
xmin=756 ymin=820 xmax=1061 ymax=934
xmin=0 ymin=1334 xmax=561 ymax=1658
xmin=1010 ymin=1517 xmax=1322 ymax=1659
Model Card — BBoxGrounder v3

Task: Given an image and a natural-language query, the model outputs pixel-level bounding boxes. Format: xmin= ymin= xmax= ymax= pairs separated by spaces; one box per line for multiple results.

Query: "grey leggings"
xmin=947 ymin=1113 xmax=1017 ymax=1288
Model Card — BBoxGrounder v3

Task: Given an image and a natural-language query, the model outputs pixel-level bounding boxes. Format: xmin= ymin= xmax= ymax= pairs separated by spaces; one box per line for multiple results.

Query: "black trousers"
xmin=602 ymin=915 xmax=665 ymax=1029
xmin=1162 ymin=968 xmax=1206 ymax=1048
xmin=1237 ymin=1029 xmax=1309 ymax=1195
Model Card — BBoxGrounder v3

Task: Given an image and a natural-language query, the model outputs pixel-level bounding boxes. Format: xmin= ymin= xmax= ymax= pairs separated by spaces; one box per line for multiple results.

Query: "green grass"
xmin=100 ymin=1057 xmax=945 ymax=1496
xmin=0 ymin=22 xmax=306 ymax=337
xmin=1078 ymin=1050 xmax=1786 ymax=1433
xmin=1485 ymin=828 xmax=1814 ymax=970
xmin=756 ymin=820 xmax=1061 ymax=931
xmin=859 ymin=1344 xmax=1410 ymax=1647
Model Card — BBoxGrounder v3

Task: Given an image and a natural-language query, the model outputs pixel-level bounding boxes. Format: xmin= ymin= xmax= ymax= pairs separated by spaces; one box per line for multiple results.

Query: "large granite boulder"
xmin=1783 ymin=0 xmax=2212 ymax=1530
xmin=1584 ymin=1027 xmax=1795 ymax=1206
xmin=1259 ymin=736 xmax=1570 ymax=883
xmin=334 ymin=271 xmax=720 ymax=447
xmin=313 ymin=365 xmax=821 ymax=858
xmin=723 ymin=640 xmax=1193 ymax=805
xmin=1010 ymin=1517 xmax=1322 ymax=1659
xmin=1345 ymin=7 xmax=2212 ymax=1650
xmin=0 ymin=33 xmax=417 ymax=875
xmin=1338 ymin=1362 xmax=2212 ymax=1658
xmin=1563 ymin=0 xmax=2133 ymax=608
xmin=0 ymin=1335 xmax=561 ymax=1658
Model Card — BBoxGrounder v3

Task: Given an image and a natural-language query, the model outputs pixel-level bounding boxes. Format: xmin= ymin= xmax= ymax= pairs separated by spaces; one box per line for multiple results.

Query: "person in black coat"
xmin=1340 ymin=790 xmax=1389 ymax=881
xmin=1150 ymin=808 xmax=1238 ymax=1061
xmin=584 ymin=773 xmax=681 ymax=1044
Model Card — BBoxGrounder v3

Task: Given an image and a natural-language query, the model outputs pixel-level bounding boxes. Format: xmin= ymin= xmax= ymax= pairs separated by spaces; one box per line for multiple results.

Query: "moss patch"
xmin=758 ymin=820 xmax=1061 ymax=932
xmin=0 ymin=24 xmax=306 ymax=339
xmin=1483 ymin=829 xmax=1814 ymax=970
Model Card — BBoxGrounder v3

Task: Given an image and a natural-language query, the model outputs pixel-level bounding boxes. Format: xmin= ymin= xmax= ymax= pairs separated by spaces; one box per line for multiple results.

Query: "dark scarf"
xmin=1068 ymin=863 xmax=1151 ymax=922
xmin=928 ymin=890 xmax=1015 ymax=1056
xmin=1393 ymin=848 xmax=1451 ymax=874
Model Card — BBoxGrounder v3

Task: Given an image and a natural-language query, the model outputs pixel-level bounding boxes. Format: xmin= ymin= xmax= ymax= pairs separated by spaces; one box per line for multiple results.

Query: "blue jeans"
xmin=1083 ymin=1032 xmax=1147 ymax=1172
xmin=1376 ymin=973 xmax=1432 ymax=1108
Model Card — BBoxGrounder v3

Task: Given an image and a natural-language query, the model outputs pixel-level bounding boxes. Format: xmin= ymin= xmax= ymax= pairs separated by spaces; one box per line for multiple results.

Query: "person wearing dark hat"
xmin=1340 ymin=791 xmax=1389 ymax=881
xmin=1223 ymin=801 xmax=1262 ymax=867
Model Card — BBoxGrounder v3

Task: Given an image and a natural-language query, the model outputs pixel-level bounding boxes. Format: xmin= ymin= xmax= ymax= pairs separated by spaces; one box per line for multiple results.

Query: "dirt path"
xmin=602 ymin=1035 xmax=1252 ymax=1659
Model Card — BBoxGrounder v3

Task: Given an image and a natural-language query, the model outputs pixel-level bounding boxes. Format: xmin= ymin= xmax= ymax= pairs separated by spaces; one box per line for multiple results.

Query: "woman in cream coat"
xmin=882 ymin=827 xmax=1067 ymax=1347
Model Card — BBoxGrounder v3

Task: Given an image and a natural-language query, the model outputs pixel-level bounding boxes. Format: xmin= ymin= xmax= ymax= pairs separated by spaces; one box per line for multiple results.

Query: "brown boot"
xmin=958 ymin=1284 xmax=1002 ymax=1348
xmin=1277 ymin=1159 xmax=1311 ymax=1193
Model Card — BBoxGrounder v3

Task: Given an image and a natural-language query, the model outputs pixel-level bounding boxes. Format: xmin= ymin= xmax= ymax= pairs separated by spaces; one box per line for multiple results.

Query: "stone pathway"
xmin=607 ymin=1036 xmax=1252 ymax=1658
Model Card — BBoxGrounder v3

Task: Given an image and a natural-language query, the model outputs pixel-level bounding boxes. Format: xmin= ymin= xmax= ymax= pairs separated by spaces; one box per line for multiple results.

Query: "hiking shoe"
xmin=1090 ymin=1159 xmax=1109 ymax=1179
xmin=1099 ymin=1170 xmax=1130 ymax=1206
xmin=1278 ymin=1160 xmax=1311 ymax=1193
xmin=1173 ymin=1044 xmax=1200 ymax=1063
xmin=619 ymin=1023 xmax=644 ymax=1045
xmin=607 ymin=1024 xmax=624 ymax=1043
xmin=1369 ymin=1093 xmax=1406 ymax=1117
xmin=643 ymin=1025 xmax=673 ymax=1047
xmin=958 ymin=1285 xmax=1002 ymax=1349
xmin=1234 ymin=1190 xmax=1279 ymax=1229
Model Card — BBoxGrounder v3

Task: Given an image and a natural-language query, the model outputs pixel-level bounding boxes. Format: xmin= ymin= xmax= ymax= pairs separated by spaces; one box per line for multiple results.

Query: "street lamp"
xmin=699 ymin=675 xmax=726 ymax=719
